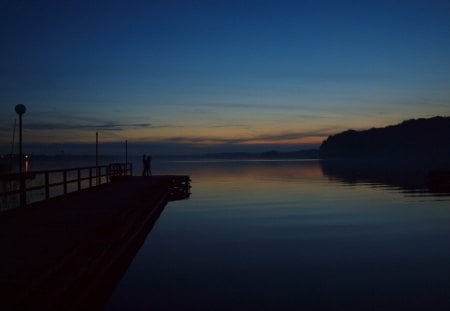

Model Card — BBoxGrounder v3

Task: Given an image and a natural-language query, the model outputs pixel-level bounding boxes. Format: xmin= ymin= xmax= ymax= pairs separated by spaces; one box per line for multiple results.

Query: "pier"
xmin=0 ymin=171 xmax=190 ymax=310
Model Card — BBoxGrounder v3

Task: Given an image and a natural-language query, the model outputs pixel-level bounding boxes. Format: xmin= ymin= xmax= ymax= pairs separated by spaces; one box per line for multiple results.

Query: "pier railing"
xmin=0 ymin=162 xmax=132 ymax=210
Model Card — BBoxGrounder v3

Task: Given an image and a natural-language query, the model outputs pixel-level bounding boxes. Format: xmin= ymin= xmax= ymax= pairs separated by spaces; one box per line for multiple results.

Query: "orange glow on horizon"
xmin=21 ymin=124 xmax=327 ymax=147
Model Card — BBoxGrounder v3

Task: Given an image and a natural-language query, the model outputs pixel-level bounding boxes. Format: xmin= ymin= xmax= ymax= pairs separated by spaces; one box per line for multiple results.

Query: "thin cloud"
xmin=148 ymin=128 xmax=335 ymax=146
xmin=196 ymin=102 xmax=300 ymax=111
xmin=25 ymin=122 xmax=154 ymax=131
xmin=206 ymin=123 xmax=251 ymax=129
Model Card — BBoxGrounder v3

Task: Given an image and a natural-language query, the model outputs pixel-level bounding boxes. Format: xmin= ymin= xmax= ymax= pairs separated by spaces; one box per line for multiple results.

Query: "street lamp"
xmin=15 ymin=104 xmax=26 ymax=207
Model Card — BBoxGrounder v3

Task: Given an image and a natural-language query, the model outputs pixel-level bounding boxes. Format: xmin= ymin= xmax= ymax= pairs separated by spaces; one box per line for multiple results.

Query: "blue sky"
xmin=1 ymin=0 xmax=449 ymax=155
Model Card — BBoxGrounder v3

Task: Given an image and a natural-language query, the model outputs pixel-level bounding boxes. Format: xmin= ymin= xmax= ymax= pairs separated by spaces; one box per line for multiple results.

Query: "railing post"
xmin=3 ymin=164 xmax=139 ymax=207
xmin=20 ymin=175 xmax=26 ymax=208
xmin=63 ymin=171 xmax=67 ymax=194
xmin=89 ymin=168 xmax=92 ymax=188
xmin=45 ymin=172 xmax=50 ymax=199
xmin=77 ymin=169 xmax=81 ymax=191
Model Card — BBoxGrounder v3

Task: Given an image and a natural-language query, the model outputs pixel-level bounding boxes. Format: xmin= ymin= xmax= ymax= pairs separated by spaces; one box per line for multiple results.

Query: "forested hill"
xmin=319 ymin=116 xmax=450 ymax=159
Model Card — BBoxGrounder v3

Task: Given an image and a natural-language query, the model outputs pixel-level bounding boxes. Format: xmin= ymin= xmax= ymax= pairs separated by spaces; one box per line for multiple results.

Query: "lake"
xmin=103 ymin=159 xmax=450 ymax=310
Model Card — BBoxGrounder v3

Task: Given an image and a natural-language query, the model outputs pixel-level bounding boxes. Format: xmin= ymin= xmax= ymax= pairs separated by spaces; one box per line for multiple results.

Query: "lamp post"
xmin=96 ymin=132 xmax=98 ymax=167
xmin=15 ymin=104 xmax=26 ymax=207
xmin=125 ymin=140 xmax=128 ymax=175
xmin=125 ymin=139 xmax=128 ymax=163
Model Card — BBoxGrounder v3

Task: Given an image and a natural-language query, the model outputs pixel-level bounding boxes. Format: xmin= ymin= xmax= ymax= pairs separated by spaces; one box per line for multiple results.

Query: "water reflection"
xmin=158 ymin=159 xmax=450 ymax=199
xmin=320 ymin=159 xmax=450 ymax=197
xmin=108 ymin=160 xmax=450 ymax=310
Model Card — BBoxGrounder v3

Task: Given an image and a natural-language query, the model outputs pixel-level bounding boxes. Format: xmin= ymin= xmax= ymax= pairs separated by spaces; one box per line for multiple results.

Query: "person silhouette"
xmin=145 ymin=155 xmax=152 ymax=176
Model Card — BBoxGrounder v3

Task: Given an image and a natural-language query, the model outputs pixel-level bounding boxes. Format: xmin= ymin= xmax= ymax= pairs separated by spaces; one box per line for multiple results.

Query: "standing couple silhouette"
xmin=142 ymin=154 xmax=152 ymax=176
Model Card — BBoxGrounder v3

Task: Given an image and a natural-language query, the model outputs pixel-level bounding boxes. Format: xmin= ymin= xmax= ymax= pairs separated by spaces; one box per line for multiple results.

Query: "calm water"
xmin=100 ymin=159 xmax=450 ymax=310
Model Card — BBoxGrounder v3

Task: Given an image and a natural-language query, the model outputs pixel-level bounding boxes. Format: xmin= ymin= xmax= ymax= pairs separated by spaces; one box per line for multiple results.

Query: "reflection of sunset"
xmin=164 ymin=159 xmax=441 ymax=209
xmin=188 ymin=160 xmax=323 ymax=180
xmin=177 ymin=160 xmax=327 ymax=204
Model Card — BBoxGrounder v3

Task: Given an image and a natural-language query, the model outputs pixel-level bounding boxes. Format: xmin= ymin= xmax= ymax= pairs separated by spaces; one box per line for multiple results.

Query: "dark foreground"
xmin=0 ymin=176 xmax=190 ymax=310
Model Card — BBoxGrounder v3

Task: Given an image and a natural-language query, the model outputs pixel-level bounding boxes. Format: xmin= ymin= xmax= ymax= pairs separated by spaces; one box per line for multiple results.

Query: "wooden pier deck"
xmin=0 ymin=175 xmax=190 ymax=310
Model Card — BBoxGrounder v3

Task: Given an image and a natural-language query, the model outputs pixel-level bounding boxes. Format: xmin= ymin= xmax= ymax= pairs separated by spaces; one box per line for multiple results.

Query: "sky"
xmin=1 ymin=0 xmax=449 ymax=155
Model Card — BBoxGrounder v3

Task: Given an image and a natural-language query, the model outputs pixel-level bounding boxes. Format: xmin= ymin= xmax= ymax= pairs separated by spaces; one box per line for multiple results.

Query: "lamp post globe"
xmin=15 ymin=104 xmax=26 ymax=116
